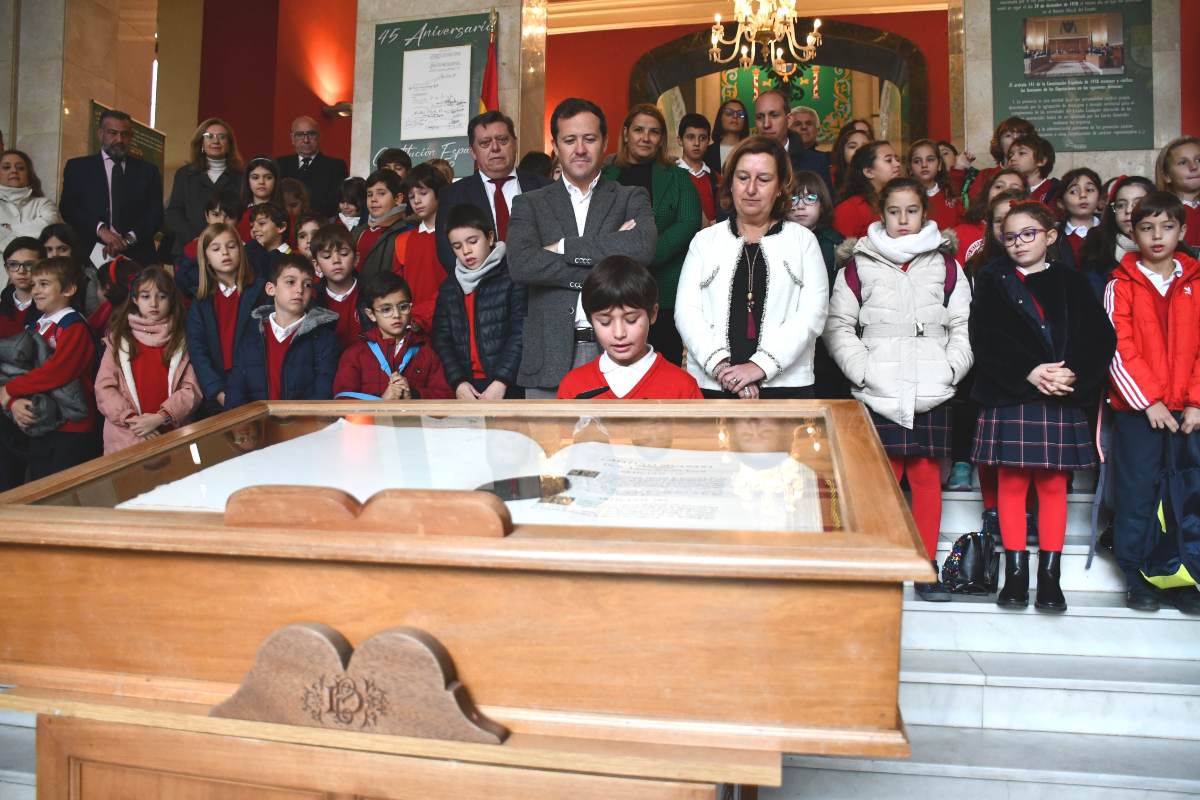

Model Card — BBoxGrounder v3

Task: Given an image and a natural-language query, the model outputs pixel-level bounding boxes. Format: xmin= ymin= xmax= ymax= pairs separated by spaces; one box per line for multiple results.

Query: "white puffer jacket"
xmin=675 ymin=218 xmax=828 ymax=390
xmin=823 ymin=220 xmax=972 ymax=428
xmin=0 ymin=185 xmax=61 ymax=291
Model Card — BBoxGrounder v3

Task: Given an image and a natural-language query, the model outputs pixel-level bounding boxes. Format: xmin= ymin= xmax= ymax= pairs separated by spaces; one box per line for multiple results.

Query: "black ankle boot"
xmin=1035 ymin=550 xmax=1067 ymax=613
xmin=915 ymin=559 xmax=952 ymax=602
xmin=997 ymin=549 xmax=1030 ymax=608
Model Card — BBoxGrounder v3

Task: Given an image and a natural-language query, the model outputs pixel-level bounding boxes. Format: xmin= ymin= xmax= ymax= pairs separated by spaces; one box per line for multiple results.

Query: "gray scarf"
xmin=367 ymin=205 xmax=406 ymax=228
xmin=455 ymin=241 xmax=507 ymax=294
xmin=1114 ymin=233 xmax=1138 ymax=262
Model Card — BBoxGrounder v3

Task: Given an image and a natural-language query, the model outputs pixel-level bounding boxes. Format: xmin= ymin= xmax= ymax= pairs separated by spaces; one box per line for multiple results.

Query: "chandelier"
xmin=709 ymin=0 xmax=822 ymax=79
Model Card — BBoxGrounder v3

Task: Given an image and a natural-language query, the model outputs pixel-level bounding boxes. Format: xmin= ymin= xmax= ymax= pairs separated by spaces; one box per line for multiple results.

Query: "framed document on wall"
xmin=371 ymin=13 xmax=494 ymax=177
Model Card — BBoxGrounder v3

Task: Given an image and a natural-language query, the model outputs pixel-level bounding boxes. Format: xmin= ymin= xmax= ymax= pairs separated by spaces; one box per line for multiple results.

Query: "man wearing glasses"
xmin=277 ymin=117 xmax=348 ymax=220
xmin=60 ymin=109 xmax=163 ymax=264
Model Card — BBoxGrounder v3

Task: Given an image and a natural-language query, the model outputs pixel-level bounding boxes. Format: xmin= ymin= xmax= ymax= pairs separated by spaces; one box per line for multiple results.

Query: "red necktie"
xmin=491 ymin=176 xmax=513 ymax=240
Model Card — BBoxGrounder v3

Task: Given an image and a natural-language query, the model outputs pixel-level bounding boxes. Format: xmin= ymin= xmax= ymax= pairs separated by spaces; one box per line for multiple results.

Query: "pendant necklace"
xmin=743 ymin=241 xmax=761 ymax=340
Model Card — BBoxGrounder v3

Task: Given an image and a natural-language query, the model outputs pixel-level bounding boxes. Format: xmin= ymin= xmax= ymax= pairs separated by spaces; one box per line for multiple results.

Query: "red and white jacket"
xmin=1104 ymin=251 xmax=1200 ymax=412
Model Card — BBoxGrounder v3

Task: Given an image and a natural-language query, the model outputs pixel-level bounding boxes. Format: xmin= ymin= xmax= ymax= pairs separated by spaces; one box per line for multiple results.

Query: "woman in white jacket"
xmin=0 ymin=150 xmax=60 ymax=291
xmin=824 ymin=176 xmax=973 ymax=600
xmin=675 ymin=136 xmax=828 ymax=399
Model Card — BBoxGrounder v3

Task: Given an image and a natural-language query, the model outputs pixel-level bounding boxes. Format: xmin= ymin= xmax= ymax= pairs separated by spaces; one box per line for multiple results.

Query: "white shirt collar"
xmin=677 ymin=158 xmax=710 ymax=178
xmin=1136 ymin=259 xmax=1184 ymax=297
xmin=276 ymin=242 xmax=292 ymax=254
xmin=36 ymin=306 xmax=73 ymax=331
xmin=269 ymin=312 xmax=305 ymax=342
xmin=1016 ymin=262 xmax=1050 ymax=276
xmin=1064 ymin=217 xmax=1099 ymax=237
xmin=486 ymin=169 xmax=518 ymax=185
xmin=217 ymin=281 xmax=239 ymax=298
xmin=563 ymin=173 xmax=601 ymax=201
xmin=418 ymin=219 xmax=436 ymax=234
xmin=925 ymin=184 xmax=941 ymax=197
xmin=598 ymin=346 xmax=656 ymax=399
xmin=1182 ymin=198 xmax=1199 ymax=209
xmin=325 ymin=278 xmax=357 ymax=302
xmin=1028 ymin=177 xmax=1048 ymax=194
xmin=14 ymin=293 xmax=32 ymax=311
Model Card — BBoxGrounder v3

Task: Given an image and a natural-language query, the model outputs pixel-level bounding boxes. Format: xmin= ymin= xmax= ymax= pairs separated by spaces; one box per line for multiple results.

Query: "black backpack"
xmin=941 ymin=527 xmax=1000 ymax=594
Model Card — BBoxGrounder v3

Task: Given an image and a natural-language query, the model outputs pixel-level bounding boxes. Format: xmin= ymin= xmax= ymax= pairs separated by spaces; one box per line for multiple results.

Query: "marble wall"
xmin=14 ymin=0 xmax=66 ymax=203
xmin=961 ymin=0 xmax=1179 ymax=179
xmin=351 ymin=0 xmax=546 ymax=178
xmin=154 ymin=0 xmax=204 ymax=193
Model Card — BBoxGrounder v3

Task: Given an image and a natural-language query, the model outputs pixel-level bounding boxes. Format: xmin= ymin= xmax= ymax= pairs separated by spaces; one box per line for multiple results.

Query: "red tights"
xmin=889 ymin=456 xmax=941 ymax=559
xmin=997 ymin=467 xmax=1067 ymax=552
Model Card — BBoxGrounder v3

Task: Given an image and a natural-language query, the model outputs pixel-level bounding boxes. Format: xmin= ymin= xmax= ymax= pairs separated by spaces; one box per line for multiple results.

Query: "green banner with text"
xmin=88 ymin=101 xmax=165 ymax=175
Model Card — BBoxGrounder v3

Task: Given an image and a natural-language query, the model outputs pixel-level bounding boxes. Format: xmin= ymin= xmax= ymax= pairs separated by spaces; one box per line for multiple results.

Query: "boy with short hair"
xmin=294 ymin=211 xmax=325 ymax=261
xmin=0 ymin=257 xmax=99 ymax=478
xmin=1 ymin=237 xmax=44 ymax=338
xmin=375 ymin=148 xmax=412 ymax=179
xmin=245 ymin=201 xmax=292 ymax=279
xmin=333 ymin=271 xmax=452 ymax=400
xmin=1007 ymin=134 xmax=1059 ymax=206
xmin=557 ymin=256 xmax=702 ymax=399
xmin=676 ymin=113 xmax=717 ymax=227
xmin=311 ymin=223 xmax=363 ymax=352
xmin=224 ymin=254 xmax=339 ymax=406
xmin=394 ymin=163 xmax=449 ymax=332
xmin=353 ymin=169 xmax=411 ymax=278
xmin=1104 ymin=190 xmax=1200 ymax=614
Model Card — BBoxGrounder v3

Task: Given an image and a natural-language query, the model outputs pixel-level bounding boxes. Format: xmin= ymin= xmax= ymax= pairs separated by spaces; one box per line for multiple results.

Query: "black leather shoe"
xmin=1034 ymin=550 xmax=1067 ymax=612
xmin=915 ymin=560 xmax=952 ymax=602
xmin=1125 ymin=582 xmax=1161 ymax=612
xmin=1161 ymin=587 xmax=1200 ymax=616
xmin=981 ymin=508 xmax=1000 ymax=541
xmin=997 ymin=549 xmax=1030 ymax=608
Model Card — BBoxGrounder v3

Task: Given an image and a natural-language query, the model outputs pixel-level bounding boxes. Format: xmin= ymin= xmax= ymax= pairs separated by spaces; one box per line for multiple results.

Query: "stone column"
xmin=351 ymin=0 xmax=547 ymax=178
xmin=961 ymin=0 xmax=1179 ymax=178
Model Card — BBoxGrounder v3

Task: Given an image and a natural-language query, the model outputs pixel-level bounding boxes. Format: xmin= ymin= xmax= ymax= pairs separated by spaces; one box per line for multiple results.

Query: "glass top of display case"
xmin=17 ymin=402 xmax=851 ymax=534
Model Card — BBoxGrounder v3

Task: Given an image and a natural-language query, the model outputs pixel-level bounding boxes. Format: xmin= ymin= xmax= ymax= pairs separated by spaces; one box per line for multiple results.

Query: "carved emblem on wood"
xmin=211 ymin=622 xmax=507 ymax=744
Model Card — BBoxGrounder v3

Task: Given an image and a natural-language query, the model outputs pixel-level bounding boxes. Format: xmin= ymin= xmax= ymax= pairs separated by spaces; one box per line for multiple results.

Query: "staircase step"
xmin=0 ymin=725 xmax=34 ymax=800
xmin=941 ymin=489 xmax=1098 ymax=536
xmin=931 ymin=540 xmax=1127 ymax=593
xmin=769 ymin=724 xmax=1200 ymax=799
xmin=900 ymin=650 xmax=1200 ymax=738
xmin=901 ymin=589 xmax=1200 ymax=659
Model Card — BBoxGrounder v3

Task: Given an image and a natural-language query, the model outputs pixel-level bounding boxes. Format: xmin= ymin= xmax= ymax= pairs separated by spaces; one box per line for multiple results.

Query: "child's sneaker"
xmin=946 ymin=461 xmax=972 ymax=490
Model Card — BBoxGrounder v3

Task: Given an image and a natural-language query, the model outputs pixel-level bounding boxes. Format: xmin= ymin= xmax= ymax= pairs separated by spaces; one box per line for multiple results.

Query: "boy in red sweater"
xmin=1104 ymin=191 xmax=1200 ymax=615
xmin=1007 ymin=134 xmax=1060 ymax=207
xmin=0 ymin=257 xmax=99 ymax=479
xmin=311 ymin=224 xmax=363 ymax=352
xmin=676 ymin=113 xmax=717 ymax=227
xmin=394 ymin=163 xmax=448 ymax=333
xmin=333 ymin=271 xmax=452 ymax=399
xmin=558 ymin=256 xmax=702 ymax=400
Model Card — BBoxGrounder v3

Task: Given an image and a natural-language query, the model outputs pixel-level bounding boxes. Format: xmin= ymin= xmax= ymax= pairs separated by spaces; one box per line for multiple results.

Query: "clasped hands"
xmin=98 ymin=225 xmax=130 ymax=257
xmin=1144 ymin=401 xmax=1200 ymax=434
xmin=1027 ymin=361 xmax=1076 ymax=397
xmin=715 ymin=360 xmax=766 ymax=400
xmin=380 ymin=372 xmax=411 ymax=401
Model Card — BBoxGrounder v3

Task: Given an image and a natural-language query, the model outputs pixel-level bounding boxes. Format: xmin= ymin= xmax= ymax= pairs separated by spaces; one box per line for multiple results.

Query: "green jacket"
xmin=602 ymin=161 xmax=701 ymax=308
xmin=812 ymin=224 xmax=845 ymax=295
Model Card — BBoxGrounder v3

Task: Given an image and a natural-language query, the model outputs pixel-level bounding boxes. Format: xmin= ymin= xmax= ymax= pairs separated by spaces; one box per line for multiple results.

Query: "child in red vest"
xmin=1103 ymin=191 xmax=1200 ymax=615
xmin=832 ymin=141 xmax=903 ymax=238
xmin=676 ymin=113 xmax=717 ymax=227
xmin=311 ymin=223 xmax=363 ymax=352
xmin=333 ymin=271 xmax=452 ymax=400
xmin=558 ymin=256 xmax=701 ymax=400
xmin=94 ymin=266 xmax=201 ymax=454
xmin=1055 ymin=168 xmax=1102 ymax=271
xmin=393 ymin=163 xmax=449 ymax=333
xmin=0 ymin=257 xmax=99 ymax=479
xmin=1007 ymin=134 xmax=1060 ymax=207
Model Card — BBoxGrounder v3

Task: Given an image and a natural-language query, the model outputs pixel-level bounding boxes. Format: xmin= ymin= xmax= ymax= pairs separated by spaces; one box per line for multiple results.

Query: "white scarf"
xmin=0 ymin=184 xmax=33 ymax=204
xmin=455 ymin=241 xmax=507 ymax=294
xmin=1115 ymin=233 xmax=1138 ymax=263
xmin=339 ymin=213 xmax=360 ymax=230
xmin=864 ymin=220 xmax=944 ymax=265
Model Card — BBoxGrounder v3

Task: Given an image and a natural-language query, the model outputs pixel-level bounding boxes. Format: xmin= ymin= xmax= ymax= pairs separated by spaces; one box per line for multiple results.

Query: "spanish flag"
xmin=479 ymin=14 xmax=499 ymax=113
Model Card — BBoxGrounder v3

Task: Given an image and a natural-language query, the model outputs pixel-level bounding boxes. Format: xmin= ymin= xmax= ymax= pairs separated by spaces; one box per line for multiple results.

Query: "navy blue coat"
xmin=432 ymin=257 xmax=527 ymax=388
xmin=60 ymin=153 xmax=163 ymax=264
xmin=224 ymin=306 xmax=339 ymax=406
xmin=185 ymin=279 xmax=267 ymax=408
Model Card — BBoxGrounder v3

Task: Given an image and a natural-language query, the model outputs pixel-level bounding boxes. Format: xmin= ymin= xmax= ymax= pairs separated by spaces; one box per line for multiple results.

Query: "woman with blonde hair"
xmin=600 ymin=102 xmax=701 ymax=365
xmin=165 ymin=118 xmax=244 ymax=260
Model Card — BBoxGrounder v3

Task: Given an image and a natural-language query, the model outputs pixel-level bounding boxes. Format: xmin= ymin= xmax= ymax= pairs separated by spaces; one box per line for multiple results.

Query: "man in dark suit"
xmin=276 ymin=116 xmax=348 ymax=220
xmin=435 ymin=110 xmax=552 ymax=271
xmin=508 ymin=98 xmax=657 ymax=398
xmin=59 ymin=109 xmax=163 ymax=265
xmin=755 ymin=90 xmax=832 ymax=194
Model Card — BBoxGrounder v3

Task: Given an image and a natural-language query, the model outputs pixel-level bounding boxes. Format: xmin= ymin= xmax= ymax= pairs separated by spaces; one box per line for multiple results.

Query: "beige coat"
xmin=823 ymin=221 xmax=972 ymax=428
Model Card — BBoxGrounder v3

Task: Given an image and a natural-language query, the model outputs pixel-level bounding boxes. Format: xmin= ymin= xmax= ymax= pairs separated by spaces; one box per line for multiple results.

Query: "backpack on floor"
xmin=1141 ymin=432 xmax=1200 ymax=589
xmin=941 ymin=527 xmax=1000 ymax=594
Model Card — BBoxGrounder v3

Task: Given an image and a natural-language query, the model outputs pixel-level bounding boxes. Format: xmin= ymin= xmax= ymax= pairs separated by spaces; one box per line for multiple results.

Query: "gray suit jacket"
xmin=508 ymin=177 xmax=657 ymax=389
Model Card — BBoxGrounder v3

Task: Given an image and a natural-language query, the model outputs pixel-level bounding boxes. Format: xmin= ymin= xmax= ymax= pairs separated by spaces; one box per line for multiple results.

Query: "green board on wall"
xmin=720 ymin=65 xmax=853 ymax=147
xmin=88 ymin=101 xmax=165 ymax=175
xmin=371 ymin=13 xmax=493 ymax=177
xmin=990 ymin=0 xmax=1153 ymax=152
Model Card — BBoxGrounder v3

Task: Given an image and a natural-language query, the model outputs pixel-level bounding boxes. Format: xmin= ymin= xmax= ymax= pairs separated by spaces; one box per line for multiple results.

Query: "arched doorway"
xmin=628 ymin=20 xmax=928 ymax=146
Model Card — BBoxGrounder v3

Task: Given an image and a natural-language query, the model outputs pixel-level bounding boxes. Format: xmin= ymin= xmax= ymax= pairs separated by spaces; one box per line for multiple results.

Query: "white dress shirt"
xmin=483 ymin=170 xmax=521 ymax=227
xmin=677 ymin=159 xmax=710 ymax=178
xmin=599 ymin=346 xmax=657 ymax=398
xmin=560 ymin=173 xmax=601 ymax=329
xmin=1064 ymin=217 xmax=1099 ymax=238
xmin=35 ymin=306 xmax=74 ymax=335
xmin=217 ymin=281 xmax=239 ymax=298
xmin=269 ymin=312 xmax=305 ymax=343
xmin=14 ymin=293 xmax=32 ymax=312
xmin=1136 ymin=259 xmax=1184 ymax=297
xmin=326 ymin=278 xmax=357 ymax=303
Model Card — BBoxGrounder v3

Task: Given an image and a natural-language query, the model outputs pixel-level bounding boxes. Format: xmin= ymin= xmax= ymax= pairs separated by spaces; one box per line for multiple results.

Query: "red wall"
xmin=198 ymin=0 xmax=280 ymax=160
xmin=544 ymin=11 xmax=951 ymax=150
xmin=1183 ymin=1 xmax=1199 ymax=136
xmin=197 ymin=0 xmax=357 ymax=164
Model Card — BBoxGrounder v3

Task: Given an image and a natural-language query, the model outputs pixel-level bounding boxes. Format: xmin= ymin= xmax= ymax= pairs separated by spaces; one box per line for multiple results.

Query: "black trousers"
xmin=27 ymin=430 xmax=101 ymax=482
xmin=1111 ymin=410 xmax=1177 ymax=585
xmin=0 ymin=415 xmax=29 ymax=491
xmin=649 ymin=313 xmax=684 ymax=367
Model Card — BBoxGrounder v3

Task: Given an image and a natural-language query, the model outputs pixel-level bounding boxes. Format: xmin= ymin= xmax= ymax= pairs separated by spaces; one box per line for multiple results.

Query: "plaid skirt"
xmin=972 ymin=401 xmax=1095 ymax=470
xmin=870 ymin=404 xmax=952 ymax=458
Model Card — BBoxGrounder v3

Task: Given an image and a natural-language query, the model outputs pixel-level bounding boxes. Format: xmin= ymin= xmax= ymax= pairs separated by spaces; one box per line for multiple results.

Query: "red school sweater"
xmin=832 ymin=195 xmax=877 ymax=239
xmin=557 ymin=353 xmax=703 ymax=399
xmin=1183 ymin=202 xmax=1200 ymax=249
xmin=265 ymin=328 xmax=297 ymax=400
xmin=926 ymin=187 xmax=962 ymax=231
xmin=5 ymin=312 xmax=96 ymax=433
xmin=319 ymin=282 xmax=363 ymax=352
xmin=393 ymin=228 xmax=442 ymax=333
xmin=129 ymin=343 xmax=169 ymax=417
xmin=212 ymin=287 xmax=241 ymax=370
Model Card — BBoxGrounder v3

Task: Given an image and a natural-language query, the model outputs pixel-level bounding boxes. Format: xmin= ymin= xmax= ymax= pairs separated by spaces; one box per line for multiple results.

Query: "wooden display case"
xmin=0 ymin=400 xmax=931 ymax=798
